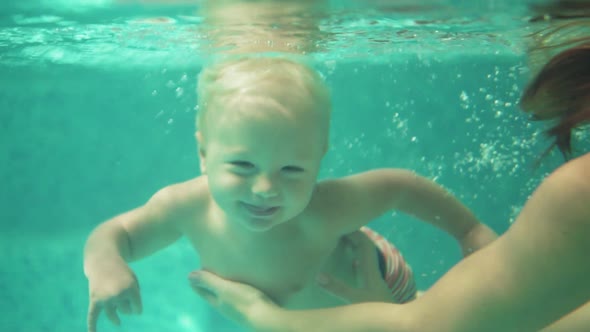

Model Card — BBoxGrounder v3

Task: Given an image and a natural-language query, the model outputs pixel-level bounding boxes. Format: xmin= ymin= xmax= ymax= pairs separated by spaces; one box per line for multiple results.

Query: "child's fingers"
xmin=87 ymin=301 xmax=101 ymax=332
xmin=118 ymin=299 xmax=132 ymax=315
xmin=104 ymin=303 xmax=121 ymax=326
xmin=121 ymin=285 xmax=142 ymax=315
xmin=129 ymin=288 xmax=143 ymax=315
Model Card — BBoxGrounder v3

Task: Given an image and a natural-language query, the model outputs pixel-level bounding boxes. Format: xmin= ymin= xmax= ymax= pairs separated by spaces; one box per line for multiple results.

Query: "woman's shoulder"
xmin=545 ymin=152 xmax=590 ymax=196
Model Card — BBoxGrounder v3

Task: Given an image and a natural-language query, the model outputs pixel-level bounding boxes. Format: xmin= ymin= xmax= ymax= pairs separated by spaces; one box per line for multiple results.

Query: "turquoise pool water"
xmin=2 ymin=1 xmax=585 ymax=331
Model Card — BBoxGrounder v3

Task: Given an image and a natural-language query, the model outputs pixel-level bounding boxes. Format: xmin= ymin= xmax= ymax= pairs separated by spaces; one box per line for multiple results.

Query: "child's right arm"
xmin=84 ymin=186 xmax=191 ymax=332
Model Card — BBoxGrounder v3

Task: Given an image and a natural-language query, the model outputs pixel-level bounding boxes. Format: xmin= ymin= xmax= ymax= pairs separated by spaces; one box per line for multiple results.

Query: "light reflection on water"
xmin=0 ymin=0 xmax=536 ymax=68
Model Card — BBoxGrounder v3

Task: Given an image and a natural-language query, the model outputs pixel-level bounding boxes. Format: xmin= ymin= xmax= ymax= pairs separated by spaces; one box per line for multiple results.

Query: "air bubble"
xmin=459 ymin=91 xmax=469 ymax=101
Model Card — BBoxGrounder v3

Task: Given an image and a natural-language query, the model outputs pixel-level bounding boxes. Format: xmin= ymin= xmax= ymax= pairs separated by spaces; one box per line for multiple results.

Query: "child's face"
xmin=200 ymin=104 xmax=327 ymax=232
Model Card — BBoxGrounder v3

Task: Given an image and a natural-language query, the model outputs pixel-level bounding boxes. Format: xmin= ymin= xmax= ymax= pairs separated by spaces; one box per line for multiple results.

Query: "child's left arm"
xmin=326 ymin=168 xmax=497 ymax=256
xmin=381 ymin=170 xmax=497 ymax=256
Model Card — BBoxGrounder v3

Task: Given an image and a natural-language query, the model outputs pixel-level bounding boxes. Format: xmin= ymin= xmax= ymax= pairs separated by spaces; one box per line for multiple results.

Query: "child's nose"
xmin=251 ymin=174 xmax=279 ymax=198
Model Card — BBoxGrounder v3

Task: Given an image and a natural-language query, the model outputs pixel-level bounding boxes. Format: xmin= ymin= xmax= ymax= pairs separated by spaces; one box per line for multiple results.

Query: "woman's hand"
xmin=188 ymin=270 xmax=280 ymax=329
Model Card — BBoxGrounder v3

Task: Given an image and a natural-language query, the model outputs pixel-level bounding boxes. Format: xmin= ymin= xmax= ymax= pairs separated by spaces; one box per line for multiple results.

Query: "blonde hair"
xmin=196 ymin=56 xmax=331 ymax=141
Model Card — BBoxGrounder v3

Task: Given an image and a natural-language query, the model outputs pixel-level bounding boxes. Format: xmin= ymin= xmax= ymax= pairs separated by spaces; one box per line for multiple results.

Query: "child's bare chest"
xmin=189 ymin=224 xmax=338 ymax=305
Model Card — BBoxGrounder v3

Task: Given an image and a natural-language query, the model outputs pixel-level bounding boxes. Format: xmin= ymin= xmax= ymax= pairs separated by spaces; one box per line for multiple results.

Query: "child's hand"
xmin=86 ymin=262 xmax=142 ymax=332
xmin=459 ymin=223 xmax=498 ymax=257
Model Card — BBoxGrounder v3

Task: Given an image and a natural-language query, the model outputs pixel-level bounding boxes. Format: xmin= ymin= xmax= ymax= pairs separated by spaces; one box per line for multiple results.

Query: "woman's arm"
xmin=541 ymin=301 xmax=590 ymax=331
xmin=190 ymin=154 xmax=590 ymax=332
xmin=406 ymin=153 xmax=590 ymax=332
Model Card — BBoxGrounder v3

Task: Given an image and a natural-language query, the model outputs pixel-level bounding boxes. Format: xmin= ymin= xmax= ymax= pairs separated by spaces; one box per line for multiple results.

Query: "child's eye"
xmin=229 ymin=161 xmax=255 ymax=169
xmin=282 ymin=166 xmax=304 ymax=173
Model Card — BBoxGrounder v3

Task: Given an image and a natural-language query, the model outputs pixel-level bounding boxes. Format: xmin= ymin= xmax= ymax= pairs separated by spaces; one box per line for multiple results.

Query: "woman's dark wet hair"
xmin=522 ymin=0 xmax=590 ymax=163
xmin=520 ymin=41 xmax=590 ymax=162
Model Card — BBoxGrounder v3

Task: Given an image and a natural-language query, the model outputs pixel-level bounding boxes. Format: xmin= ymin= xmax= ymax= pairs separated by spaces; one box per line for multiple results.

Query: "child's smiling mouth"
xmin=240 ymin=202 xmax=281 ymax=218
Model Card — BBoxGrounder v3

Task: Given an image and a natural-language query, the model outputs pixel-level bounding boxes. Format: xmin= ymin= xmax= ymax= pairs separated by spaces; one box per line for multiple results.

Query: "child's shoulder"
xmin=308 ymin=176 xmax=357 ymax=208
xmin=309 ymin=168 xmax=414 ymax=208
xmin=150 ymin=175 xmax=211 ymax=212
xmin=315 ymin=169 xmax=411 ymax=190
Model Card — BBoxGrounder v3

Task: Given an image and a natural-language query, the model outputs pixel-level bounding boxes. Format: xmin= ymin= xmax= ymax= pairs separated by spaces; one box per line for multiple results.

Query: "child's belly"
xmin=191 ymin=226 xmax=385 ymax=309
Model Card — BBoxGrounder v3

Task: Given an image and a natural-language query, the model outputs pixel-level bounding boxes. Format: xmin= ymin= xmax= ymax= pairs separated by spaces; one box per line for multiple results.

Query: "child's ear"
xmin=196 ymin=131 xmax=207 ymax=174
